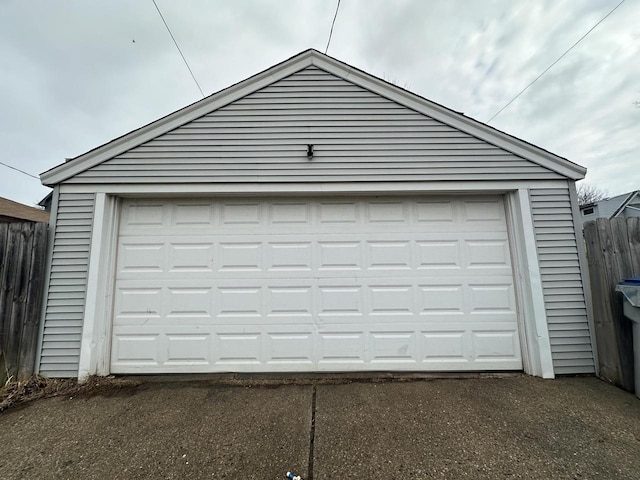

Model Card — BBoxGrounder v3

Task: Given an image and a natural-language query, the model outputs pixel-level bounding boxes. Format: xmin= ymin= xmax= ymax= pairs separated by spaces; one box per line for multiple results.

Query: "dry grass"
xmin=0 ymin=375 xmax=142 ymax=413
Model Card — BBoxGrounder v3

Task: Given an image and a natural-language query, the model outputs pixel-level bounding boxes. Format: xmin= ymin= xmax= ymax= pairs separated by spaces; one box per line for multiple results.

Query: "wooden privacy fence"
xmin=0 ymin=222 xmax=48 ymax=384
xmin=584 ymin=217 xmax=640 ymax=391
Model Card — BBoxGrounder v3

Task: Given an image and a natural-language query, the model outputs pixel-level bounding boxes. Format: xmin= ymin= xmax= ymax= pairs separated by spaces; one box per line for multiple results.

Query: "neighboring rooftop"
xmin=0 ymin=197 xmax=50 ymax=223
xmin=580 ymin=190 xmax=640 ymax=223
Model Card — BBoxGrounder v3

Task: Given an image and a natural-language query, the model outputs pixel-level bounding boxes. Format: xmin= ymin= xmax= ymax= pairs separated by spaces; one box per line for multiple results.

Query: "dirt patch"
xmin=0 ymin=375 xmax=143 ymax=413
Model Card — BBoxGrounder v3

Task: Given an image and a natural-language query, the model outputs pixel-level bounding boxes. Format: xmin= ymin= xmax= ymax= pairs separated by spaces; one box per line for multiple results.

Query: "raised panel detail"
xmin=319 ymin=333 xmax=365 ymax=362
xmin=267 ymin=243 xmax=312 ymax=271
xmin=422 ymin=332 xmax=465 ymax=359
xmin=167 ymin=335 xmax=210 ymax=363
xmin=174 ymin=204 xmax=212 ymax=226
xmin=319 ymin=286 xmax=362 ymax=315
xmin=366 ymin=201 xmax=406 ymax=223
xmin=112 ymin=195 xmax=522 ymax=374
xmin=126 ymin=204 xmax=164 ymax=226
xmin=268 ymin=287 xmax=312 ymax=315
xmin=419 ymin=285 xmax=464 ymax=313
xmin=218 ymin=288 xmax=261 ymax=317
xmin=469 ymin=285 xmax=514 ymax=312
xmin=463 ymin=200 xmax=502 ymax=222
xmin=221 ymin=202 xmax=261 ymax=225
xmin=116 ymin=288 xmax=162 ymax=316
xmin=319 ymin=202 xmax=358 ymax=224
xmin=417 ymin=241 xmax=460 ymax=268
xmin=466 ymin=241 xmax=509 ymax=267
xmin=218 ymin=243 xmax=262 ymax=271
xmin=112 ymin=335 xmax=159 ymax=364
xmin=217 ymin=333 xmax=261 ymax=363
xmin=269 ymin=202 xmax=310 ymax=224
xmin=369 ymin=286 xmax=413 ymax=315
xmin=267 ymin=332 xmax=313 ymax=363
xmin=368 ymin=242 xmax=411 ymax=270
xmin=119 ymin=244 xmax=163 ymax=272
xmin=319 ymin=242 xmax=361 ymax=270
xmin=371 ymin=333 xmax=415 ymax=362
xmin=168 ymin=288 xmax=211 ymax=316
xmin=416 ymin=201 xmax=454 ymax=223
xmin=472 ymin=331 xmax=518 ymax=359
xmin=169 ymin=243 xmax=214 ymax=271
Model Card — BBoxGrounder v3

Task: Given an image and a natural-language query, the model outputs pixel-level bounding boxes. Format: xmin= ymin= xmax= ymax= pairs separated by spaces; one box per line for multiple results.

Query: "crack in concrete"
xmin=308 ymin=385 xmax=317 ymax=480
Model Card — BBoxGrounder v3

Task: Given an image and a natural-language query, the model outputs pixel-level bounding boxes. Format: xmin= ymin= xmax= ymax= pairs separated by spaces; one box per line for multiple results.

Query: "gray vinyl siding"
xmin=529 ymin=187 xmax=595 ymax=374
xmin=70 ymin=66 xmax=563 ymax=183
xmin=39 ymin=192 xmax=94 ymax=377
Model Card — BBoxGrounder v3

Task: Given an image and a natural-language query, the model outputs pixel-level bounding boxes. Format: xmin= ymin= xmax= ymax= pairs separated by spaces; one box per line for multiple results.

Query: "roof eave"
xmin=40 ymin=49 xmax=319 ymax=186
xmin=40 ymin=49 xmax=587 ymax=186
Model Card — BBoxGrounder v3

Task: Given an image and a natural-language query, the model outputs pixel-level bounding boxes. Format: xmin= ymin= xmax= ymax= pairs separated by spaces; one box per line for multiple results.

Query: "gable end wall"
xmin=69 ymin=66 xmax=563 ymax=184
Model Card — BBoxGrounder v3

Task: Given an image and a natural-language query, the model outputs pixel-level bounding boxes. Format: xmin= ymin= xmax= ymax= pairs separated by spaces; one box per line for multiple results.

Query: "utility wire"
xmin=0 ymin=161 xmax=39 ymax=179
xmin=151 ymin=0 xmax=205 ymax=98
xmin=325 ymin=0 xmax=341 ymax=54
xmin=487 ymin=0 xmax=626 ymax=123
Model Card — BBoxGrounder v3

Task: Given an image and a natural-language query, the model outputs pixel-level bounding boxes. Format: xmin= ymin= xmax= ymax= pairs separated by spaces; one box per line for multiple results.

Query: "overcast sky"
xmin=1 ymin=0 xmax=638 ymax=207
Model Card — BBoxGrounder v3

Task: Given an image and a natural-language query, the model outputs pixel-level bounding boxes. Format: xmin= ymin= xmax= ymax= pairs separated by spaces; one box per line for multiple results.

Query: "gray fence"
xmin=0 ymin=222 xmax=49 ymax=384
xmin=584 ymin=217 xmax=640 ymax=391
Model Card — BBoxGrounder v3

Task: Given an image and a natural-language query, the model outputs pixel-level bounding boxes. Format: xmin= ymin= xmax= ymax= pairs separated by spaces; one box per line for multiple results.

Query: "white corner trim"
xmin=78 ymin=193 xmax=106 ymax=380
xmin=35 ymin=187 xmax=59 ymax=374
xmin=568 ymin=180 xmax=599 ymax=375
xmin=515 ymin=189 xmax=555 ymax=378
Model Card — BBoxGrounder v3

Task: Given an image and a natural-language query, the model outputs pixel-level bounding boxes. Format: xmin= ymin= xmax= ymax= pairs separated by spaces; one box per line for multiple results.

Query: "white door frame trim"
xmin=78 ymin=194 xmax=120 ymax=380
xmin=507 ymin=189 xmax=554 ymax=378
xmin=76 ymin=186 xmax=555 ymax=379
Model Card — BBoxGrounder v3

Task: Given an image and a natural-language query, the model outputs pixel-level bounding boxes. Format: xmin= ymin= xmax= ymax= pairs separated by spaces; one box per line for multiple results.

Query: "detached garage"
xmin=38 ymin=49 xmax=596 ymax=380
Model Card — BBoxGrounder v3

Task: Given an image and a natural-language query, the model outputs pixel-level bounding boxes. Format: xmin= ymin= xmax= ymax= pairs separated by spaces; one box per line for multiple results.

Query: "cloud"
xmin=1 ymin=0 xmax=638 ymax=206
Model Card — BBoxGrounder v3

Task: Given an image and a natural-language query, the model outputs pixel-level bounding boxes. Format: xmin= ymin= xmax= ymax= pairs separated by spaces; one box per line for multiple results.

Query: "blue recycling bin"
xmin=616 ymin=276 xmax=640 ymax=399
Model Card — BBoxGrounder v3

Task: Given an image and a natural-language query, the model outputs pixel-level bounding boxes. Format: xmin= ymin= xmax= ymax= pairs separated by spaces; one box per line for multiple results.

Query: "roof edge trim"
xmin=41 ymin=48 xmax=586 ymax=185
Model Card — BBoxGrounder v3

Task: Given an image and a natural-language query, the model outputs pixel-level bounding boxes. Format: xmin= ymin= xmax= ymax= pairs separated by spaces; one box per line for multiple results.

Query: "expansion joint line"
xmin=308 ymin=385 xmax=317 ymax=480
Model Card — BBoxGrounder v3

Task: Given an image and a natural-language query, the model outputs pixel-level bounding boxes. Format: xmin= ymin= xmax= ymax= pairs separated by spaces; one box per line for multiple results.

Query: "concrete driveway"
xmin=1 ymin=375 xmax=639 ymax=479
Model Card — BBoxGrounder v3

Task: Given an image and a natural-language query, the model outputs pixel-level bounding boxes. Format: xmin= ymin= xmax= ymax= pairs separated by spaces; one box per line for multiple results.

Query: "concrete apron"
xmin=1 ymin=375 xmax=639 ymax=480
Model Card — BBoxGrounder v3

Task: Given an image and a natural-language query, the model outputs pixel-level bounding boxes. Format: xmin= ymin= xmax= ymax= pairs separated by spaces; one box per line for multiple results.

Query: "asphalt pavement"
xmin=1 ymin=375 xmax=639 ymax=479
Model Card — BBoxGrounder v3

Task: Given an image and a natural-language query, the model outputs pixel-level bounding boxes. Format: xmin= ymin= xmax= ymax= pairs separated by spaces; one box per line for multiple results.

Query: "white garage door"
xmin=111 ymin=196 xmax=522 ymax=373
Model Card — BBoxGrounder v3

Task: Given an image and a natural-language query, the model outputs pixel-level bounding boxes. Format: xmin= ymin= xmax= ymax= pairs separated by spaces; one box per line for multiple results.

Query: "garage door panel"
xmin=111 ymin=321 xmax=521 ymax=372
xmin=113 ymin=278 xmax=517 ymax=321
xmin=112 ymin=196 xmax=522 ymax=373
xmin=119 ymin=198 xmax=509 ymax=236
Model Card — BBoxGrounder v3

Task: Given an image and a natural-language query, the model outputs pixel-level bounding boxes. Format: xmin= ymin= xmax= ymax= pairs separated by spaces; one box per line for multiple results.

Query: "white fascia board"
xmin=60 ymin=179 xmax=570 ymax=195
xmin=40 ymin=51 xmax=319 ymax=186
xmin=309 ymin=55 xmax=586 ymax=180
xmin=41 ymin=49 xmax=586 ymax=186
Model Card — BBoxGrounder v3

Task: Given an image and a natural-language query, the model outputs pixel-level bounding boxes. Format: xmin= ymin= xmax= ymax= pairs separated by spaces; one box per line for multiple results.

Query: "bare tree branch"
xmin=577 ymin=182 xmax=608 ymax=206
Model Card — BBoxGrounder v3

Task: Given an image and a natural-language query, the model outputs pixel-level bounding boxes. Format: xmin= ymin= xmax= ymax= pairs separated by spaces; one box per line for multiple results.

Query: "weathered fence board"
xmin=584 ymin=217 xmax=640 ymax=391
xmin=0 ymin=222 xmax=49 ymax=384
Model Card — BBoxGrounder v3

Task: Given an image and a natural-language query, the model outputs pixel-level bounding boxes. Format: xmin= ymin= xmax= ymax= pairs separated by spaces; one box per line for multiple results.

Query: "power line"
xmin=0 ymin=161 xmax=39 ymax=180
xmin=151 ymin=0 xmax=205 ymax=98
xmin=325 ymin=0 xmax=341 ymax=54
xmin=487 ymin=0 xmax=626 ymax=123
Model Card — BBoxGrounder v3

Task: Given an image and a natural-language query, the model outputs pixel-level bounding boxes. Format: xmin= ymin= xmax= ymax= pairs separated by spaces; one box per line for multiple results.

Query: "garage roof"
xmin=40 ymin=49 xmax=586 ymax=186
